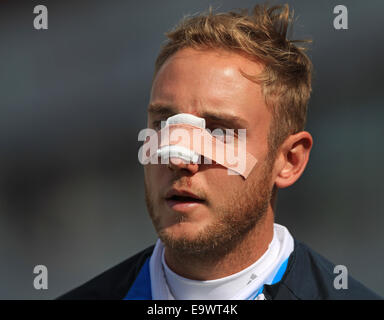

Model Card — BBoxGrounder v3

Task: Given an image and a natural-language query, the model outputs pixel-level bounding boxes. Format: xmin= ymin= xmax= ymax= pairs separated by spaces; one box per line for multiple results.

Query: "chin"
xmin=159 ymin=219 xmax=209 ymax=241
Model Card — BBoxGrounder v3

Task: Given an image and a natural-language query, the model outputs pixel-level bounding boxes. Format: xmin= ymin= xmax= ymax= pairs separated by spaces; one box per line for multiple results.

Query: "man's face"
xmin=144 ymin=48 xmax=275 ymax=257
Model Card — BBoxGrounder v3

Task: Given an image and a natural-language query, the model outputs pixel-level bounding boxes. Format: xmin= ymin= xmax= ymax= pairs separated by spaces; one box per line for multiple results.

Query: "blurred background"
xmin=0 ymin=0 xmax=383 ymax=299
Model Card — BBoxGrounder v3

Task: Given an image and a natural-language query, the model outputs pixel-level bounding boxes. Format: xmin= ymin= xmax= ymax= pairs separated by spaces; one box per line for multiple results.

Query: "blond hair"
xmin=154 ymin=3 xmax=313 ymax=155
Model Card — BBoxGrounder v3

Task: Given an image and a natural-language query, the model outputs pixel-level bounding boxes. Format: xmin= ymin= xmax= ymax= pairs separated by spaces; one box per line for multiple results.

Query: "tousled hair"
xmin=154 ymin=3 xmax=313 ymax=155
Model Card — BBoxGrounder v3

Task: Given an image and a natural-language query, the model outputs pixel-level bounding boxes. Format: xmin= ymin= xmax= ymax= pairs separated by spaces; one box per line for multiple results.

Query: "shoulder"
xmin=264 ymin=239 xmax=382 ymax=300
xmin=57 ymin=245 xmax=155 ymax=300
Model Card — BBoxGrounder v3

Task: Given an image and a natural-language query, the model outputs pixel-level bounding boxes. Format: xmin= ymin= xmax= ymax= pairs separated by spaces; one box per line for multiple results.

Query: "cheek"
xmin=200 ymin=165 xmax=245 ymax=197
xmin=144 ymin=165 xmax=167 ymax=194
xmin=244 ymin=123 xmax=271 ymax=160
xmin=202 ymin=158 xmax=270 ymax=200
xmin=247 ymin=141 xmax=269 ymax=166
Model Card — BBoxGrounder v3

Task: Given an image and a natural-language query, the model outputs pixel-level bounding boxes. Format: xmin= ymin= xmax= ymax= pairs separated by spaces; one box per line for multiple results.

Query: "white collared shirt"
xmin=149 ymin=223 xmax=294 ymax=300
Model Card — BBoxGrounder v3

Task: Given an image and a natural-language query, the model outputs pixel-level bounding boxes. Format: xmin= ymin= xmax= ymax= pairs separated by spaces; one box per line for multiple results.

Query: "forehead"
xmin=149 ymin=48 xmax=269 ymax=126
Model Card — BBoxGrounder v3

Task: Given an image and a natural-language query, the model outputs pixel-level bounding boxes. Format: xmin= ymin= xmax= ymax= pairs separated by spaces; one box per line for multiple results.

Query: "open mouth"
xmin=165 ymin=190 xmax=206 ymax=211
xmin=166 ymin=195 xmax=205 ymax=203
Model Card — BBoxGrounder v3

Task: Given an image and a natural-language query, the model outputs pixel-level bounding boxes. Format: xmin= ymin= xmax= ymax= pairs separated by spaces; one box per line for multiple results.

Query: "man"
xmin=59 ymin=3 xmax=381 ymax=300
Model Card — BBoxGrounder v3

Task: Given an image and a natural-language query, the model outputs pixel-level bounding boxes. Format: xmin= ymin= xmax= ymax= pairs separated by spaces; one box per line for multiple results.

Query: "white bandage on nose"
xmin=141 ymin=113 xmax=258 ymax=178
xmin=157 ymin=114 xmax=204 ymax=164
xmin=165 ymin=113 xmax=206 ymax=128
xmin=157 ymin=145 xmax=200 ymax=164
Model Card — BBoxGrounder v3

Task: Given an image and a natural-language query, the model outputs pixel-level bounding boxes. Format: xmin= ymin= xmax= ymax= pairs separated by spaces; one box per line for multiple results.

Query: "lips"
xmin=165 ymin=189 xmax=204 ymax=201
xmin=164 ymin=189 xmax=205 ymax=212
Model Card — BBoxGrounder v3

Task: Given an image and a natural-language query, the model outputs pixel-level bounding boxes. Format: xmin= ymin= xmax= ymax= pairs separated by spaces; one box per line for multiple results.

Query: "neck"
xmin=163 ymin=210 xmax=274 ymax=280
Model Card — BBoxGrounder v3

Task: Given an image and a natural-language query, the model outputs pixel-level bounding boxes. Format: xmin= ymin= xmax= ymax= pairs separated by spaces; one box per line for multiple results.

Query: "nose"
xmin=168 ymin=157 xmax=199 ymax=175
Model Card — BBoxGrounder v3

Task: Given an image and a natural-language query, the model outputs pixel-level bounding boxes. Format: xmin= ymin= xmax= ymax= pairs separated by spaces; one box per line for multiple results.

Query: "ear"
xmin=274 ymin=131 xmax=313 ymax=189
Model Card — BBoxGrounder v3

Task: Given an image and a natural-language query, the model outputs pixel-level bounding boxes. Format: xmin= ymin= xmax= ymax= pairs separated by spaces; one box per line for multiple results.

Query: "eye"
xmin=210 ymin=128 xmax=237 ymax=143
xmin=151 ymin=120 xmax=162 ymax=130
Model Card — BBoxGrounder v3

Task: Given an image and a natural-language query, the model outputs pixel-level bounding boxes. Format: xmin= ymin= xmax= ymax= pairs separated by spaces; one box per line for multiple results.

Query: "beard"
xmin=144 ymin=157 xmax=274 ymax=261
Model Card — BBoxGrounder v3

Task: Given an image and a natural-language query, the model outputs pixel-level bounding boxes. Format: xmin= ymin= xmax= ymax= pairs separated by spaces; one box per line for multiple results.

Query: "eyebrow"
xmin=148 ymin=103 xmax=177 ymax=117
xmin=148 ymin=103 xmax=249 ymax=129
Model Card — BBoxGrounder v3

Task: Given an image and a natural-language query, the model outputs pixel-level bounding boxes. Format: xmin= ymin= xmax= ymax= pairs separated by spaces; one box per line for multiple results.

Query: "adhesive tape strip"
xmin=156 ymin=145 xmax=200 ymax=164
xmin=143 ymin=114 xmax=257 ymax=178
xmin=165 ymin=113 xmax=206 ymax=129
